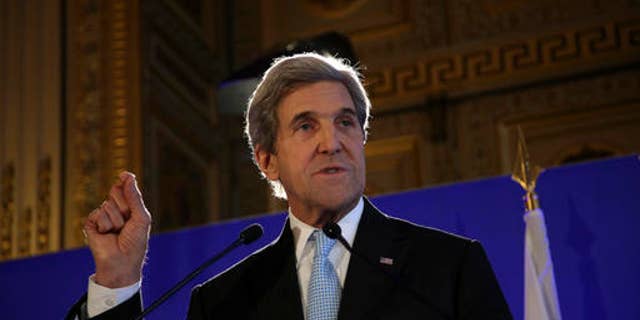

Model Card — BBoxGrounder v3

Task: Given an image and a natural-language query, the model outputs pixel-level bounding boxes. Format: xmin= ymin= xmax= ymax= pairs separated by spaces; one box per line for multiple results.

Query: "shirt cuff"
xmin=87 ymin=274 xmax=141 ymax=318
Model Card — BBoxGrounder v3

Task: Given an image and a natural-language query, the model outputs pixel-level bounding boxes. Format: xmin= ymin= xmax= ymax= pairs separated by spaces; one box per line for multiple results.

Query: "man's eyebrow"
xmin=338 ymin=108 xmax=357 ymax=117
xmin=289 ymin=111 xmax=316 ymax=128
xmin=289 ymin=107 xmax=357 ymax=128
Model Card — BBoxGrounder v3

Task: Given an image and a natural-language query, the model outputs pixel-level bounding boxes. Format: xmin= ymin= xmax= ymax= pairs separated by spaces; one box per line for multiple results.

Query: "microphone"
xmin=239 ymin=223 xmax=264 ymax=244
xmin=134 ymin=223 xmax=264 ymax=320
xmin=322 ymin=222 xmax=451 ymax=320
xmin=322 ymin=221 xmax=351 ymax=250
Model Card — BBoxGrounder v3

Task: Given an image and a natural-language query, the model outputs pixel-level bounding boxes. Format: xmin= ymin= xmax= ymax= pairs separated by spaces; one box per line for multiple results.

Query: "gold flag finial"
xmin=511 ymin=126 xmax=543 ymax=211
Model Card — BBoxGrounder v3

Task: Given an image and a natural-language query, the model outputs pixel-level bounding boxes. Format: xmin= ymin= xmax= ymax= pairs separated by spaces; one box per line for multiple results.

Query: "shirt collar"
xmin=288 ymin=197 xmax=364 ymax=262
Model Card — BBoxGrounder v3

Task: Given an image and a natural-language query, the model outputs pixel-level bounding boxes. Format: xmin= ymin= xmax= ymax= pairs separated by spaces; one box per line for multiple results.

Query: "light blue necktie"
xmin=306 ymin=230 xmax=341 ymax=320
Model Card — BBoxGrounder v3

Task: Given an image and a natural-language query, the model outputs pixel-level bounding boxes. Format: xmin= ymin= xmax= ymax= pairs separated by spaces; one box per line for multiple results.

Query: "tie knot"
xmin=312 ymin=230 xmax=336 ymax=258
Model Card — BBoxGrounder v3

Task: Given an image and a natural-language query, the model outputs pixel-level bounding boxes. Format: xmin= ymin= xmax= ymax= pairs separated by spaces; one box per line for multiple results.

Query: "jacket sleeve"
xmin=186 ymin=285 xmax=206 ymax=320
xmin=64 ymin=292 xmax=142 ymax=320
xmin=456 ymin=241 xmax=513 ymax=320
xmin=185 ymin=270 xmax=252 ymax=319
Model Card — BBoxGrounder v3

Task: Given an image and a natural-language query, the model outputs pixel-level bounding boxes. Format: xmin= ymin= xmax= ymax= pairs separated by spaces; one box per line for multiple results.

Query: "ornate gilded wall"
xmin=1 ymin=0 xmax=639 ymax=260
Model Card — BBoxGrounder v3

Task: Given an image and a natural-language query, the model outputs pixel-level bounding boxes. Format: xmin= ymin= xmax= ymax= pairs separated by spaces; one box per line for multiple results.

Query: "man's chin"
xmin=311 ymin=191 xmax=361 ymax=213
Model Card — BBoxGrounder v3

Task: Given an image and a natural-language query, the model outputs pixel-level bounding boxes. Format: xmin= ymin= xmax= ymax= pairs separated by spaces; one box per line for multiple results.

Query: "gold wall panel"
xmin=454 ymin=67 xmax=640 ymax=183
xmin=147 ymin=119 xmax=218 ymax=232
xmin=498 ymin=103 xmax=640 ymax=173
xmin=364 ymin=135 xmax=425 ymax=195
xmin=140 ymin=0 xmax=226 ymax=229
xmin=262 ymin=0 xmax=412 ymax=48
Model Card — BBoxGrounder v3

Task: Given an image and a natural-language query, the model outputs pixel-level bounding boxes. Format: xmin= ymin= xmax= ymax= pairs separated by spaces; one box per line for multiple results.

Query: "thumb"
xmin=120 ymin=172 xmax=151 ymax=223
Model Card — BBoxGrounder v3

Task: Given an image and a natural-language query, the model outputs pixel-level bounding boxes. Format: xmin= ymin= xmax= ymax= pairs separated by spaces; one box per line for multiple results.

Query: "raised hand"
xmin=84 ymin=172 xmax=152 ymax=288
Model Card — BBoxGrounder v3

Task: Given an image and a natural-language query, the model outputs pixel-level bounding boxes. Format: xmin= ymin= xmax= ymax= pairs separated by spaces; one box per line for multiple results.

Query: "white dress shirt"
xmin=86 ymin=275 xmax=141 ymax=317
xmin=288 ymin=197 xmax=364 ymax=319
xmin=85 ymin=197 xmax=364 ymax=319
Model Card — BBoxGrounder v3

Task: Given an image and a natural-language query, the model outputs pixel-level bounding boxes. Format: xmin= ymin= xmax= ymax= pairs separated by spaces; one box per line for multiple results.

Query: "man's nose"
xmin=317 ymin=125 xmax=341 ymax=155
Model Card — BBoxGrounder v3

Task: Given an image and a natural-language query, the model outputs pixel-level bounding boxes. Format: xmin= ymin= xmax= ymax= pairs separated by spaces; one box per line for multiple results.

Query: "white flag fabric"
xmin=524 ymin=208 xmax=562 ymax=320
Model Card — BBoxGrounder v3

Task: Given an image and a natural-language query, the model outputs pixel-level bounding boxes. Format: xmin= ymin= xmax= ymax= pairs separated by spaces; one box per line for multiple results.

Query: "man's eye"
xmin=340 ymin=119 xmax=355 ymax=127
xmin=299 ymin=123 xmax=312 ymax=131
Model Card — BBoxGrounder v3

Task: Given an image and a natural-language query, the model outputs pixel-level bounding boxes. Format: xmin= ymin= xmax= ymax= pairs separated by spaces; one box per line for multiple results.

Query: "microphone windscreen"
xmin=239 ymin=223 xmax=264 ymax=244
xmin=322 ymin=222 xmax=342 ymax=239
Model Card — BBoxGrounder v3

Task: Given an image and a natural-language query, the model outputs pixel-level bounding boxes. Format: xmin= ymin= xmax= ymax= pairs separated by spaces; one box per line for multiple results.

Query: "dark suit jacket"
xmin=67 ymin=198 xmax=512 ymax=320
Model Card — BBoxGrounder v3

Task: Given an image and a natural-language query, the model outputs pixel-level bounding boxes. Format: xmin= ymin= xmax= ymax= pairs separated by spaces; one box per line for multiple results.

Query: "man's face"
xmin=257 ymin=81 xmax=366 ymax=216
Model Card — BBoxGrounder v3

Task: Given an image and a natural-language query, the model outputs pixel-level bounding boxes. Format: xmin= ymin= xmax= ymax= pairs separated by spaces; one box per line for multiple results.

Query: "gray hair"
xmin=245 ymin=52 xmax=371 ymax=199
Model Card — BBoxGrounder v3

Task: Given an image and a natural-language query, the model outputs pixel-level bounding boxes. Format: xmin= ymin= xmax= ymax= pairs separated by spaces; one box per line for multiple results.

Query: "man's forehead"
xmin=277 ymin=81 xmax=354 ymax=114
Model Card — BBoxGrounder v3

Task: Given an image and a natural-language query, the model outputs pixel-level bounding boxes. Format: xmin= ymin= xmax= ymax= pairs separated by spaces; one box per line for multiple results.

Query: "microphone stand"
xmin=134 ymin=224 xmax=263 ymax=320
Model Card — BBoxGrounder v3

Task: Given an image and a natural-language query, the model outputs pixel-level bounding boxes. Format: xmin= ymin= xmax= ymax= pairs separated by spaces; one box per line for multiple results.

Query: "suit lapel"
xmin=338 ymin=198 xmax=411 ymax=320
xmin=254 ymin=219 xmax=305 ymax=320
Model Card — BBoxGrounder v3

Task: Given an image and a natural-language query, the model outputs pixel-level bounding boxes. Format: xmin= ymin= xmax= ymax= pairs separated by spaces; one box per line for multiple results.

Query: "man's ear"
xmin=254 ymin=144 xmax=279 ymax=180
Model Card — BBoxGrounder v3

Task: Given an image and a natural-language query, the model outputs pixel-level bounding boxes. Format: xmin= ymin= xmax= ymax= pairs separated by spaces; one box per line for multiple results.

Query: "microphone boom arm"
xmin=133 ymin=223 xmax=263 ymax=320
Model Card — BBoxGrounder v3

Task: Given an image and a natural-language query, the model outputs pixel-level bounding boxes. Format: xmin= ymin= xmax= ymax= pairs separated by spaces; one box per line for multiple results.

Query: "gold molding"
xmin=67 ymin=0 xmax=105 ymax=247
xmin=106 ymin=0 xmax=141 ymax=179
xmin=364 ymin=135 xmax=424 ymax=195
xmin=65 ymin=0 xmax=141 ymax=247
xmin=367 ymin=17 xmax=640 ymax=110
xmin=107 ymin=0 xmax=131 ymax=178
xmin=1 ymin=163 xmax=15 ymax=259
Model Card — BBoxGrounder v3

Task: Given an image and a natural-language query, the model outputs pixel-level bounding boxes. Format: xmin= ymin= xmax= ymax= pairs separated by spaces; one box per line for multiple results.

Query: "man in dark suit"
xmin=68 ymin=53 xmax=512 ymax=319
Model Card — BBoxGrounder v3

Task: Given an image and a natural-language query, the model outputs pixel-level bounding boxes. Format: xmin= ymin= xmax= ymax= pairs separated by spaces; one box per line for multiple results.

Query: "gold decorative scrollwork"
xmin=37 ymin=157 xmax=51 ymax=252
xmin=18 ymin=208 xmax=32 ymax=257
xmin=1 ymin=164 xmax=15 ymax=259
xmin=71 ymin=0 xmax=104 ymax=245
xmin=66 ymin=0 xmax=140 ymax=247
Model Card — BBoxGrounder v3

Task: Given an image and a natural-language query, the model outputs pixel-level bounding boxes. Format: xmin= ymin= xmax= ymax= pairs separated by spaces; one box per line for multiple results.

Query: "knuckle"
xmin=106 ymin=199 xmax=118 ymax=210
xmin=113 ymin=218 xmax=124 ymax=227
xmin=99 ymin=219 xmax=112 ymax=230
xmin=87 ymin=209 xmax=99 ymax=219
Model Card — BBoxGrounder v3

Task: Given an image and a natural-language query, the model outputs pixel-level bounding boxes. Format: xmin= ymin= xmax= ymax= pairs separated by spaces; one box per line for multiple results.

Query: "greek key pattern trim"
xmin=368 ymin=18 xmax=640 ymax=101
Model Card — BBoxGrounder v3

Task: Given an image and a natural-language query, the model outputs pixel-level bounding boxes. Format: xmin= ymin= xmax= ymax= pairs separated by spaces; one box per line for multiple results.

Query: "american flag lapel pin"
xmin=379 ymin=256 xmax=394 ymax=266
